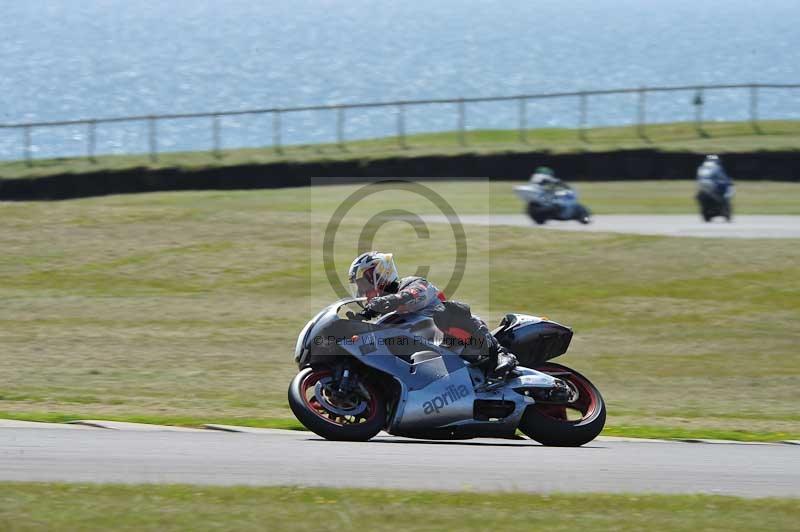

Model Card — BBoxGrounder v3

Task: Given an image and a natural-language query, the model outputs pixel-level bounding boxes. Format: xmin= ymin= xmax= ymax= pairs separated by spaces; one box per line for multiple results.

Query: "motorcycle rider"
xmin=348 ymin=251 xmax=518 ymax=378
xmin=696 ymin=154 xmax=733 ymax=197
xmin=529 ymin=166 xmax=563 ymax=201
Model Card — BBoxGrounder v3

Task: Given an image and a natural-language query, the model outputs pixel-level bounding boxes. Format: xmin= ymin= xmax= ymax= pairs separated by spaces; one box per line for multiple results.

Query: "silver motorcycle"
xmin=289 ymin=298 xmax=606 ymax=446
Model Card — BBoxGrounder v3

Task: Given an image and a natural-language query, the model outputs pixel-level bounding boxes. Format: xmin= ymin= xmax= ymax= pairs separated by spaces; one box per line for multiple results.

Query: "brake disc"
xmin=314 ymin=378 xmax=368 ymax=417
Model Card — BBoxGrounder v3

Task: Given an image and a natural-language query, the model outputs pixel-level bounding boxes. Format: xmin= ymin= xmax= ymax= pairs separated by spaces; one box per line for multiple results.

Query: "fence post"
xmin=397 ymin=104 xmax=407 ymax=149
xmin=23 ymin=125 xmax=32 ymax=166
xmin=457 ymin=98 xmax=466 ymax=147
xmin=273 ymin=110 xmax=283 ymax=155
xmin=212 ymin=114 xmax=222 ymax=159
xmin=749 ymin=84 xmax=759 ymax=126
xmin=578 ymin=92 xmax=588 ymax=141
xmin=636 ymin=87 xmax=647 ymax=140
xmin=518 ymin=97 xmax=527 ymax=143
xmin=693 ymin=87 xmax=705 ymax=135
xmin=336 ymin=106 xmax=346 ymax=151
xmin=87 ymin=120 xmax=97 ymax=163
xmin=147 ymin=116 xmax=158 ymax=162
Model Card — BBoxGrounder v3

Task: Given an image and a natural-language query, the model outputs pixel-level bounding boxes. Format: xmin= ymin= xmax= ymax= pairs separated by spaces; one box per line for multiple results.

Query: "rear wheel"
xmin=518 ymin=362 xmax=606 ymax=447
xmin=576 ymin=205 xmax=591 ymax=224
xmin=288 ymin=367 xmax=386 ymax=441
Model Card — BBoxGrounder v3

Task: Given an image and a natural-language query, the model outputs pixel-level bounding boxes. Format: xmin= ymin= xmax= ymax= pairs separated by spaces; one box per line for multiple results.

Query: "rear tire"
xmin=288 ymin=367 xmax=386 ymax=441
xmin=518 ymin=362 xmax=606 ymax=447
xmin=576 ymin=205 xmax=591 ymax=224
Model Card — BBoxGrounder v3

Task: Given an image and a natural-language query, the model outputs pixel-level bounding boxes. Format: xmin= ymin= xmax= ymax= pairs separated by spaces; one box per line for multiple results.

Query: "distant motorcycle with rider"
xmin=513 ymin=167 xmax=592 ymax=225
xmin=696 ymin=154 xmax=735 ymax=222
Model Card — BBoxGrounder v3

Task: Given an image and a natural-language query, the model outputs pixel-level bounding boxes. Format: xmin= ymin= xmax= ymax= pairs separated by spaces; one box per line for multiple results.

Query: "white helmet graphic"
xmin=348 ymin=251 xmax=399 ymax=298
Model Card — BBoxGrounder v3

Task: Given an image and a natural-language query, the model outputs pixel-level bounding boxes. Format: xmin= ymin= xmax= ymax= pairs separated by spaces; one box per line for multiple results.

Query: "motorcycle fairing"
xmin=341 ymin=323 xmax=559 ymax=436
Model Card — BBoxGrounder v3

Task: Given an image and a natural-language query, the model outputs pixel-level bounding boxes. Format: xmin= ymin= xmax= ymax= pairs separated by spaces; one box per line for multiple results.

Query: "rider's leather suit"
xmin=367 ymin=277 xmax=514 ymax=373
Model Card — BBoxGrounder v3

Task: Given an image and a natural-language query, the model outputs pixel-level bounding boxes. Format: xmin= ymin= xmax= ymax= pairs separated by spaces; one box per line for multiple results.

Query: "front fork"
xmin=332 ymin=362 xmax=372 ymax=404
xmin=338 ymin=368 xmax=352 ymax=394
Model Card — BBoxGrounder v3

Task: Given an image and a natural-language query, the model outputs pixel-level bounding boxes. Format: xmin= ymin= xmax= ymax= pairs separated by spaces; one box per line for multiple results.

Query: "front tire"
xmin=518 ymin=362 xmax=606 ymax=447
xmin=527 ymin=203 xmax=548 ymax=225
xmin=722 ymin=201 xmax=733 ymax=222
xmin=698 ymin=193 xmax=714 ymax=222
xmin=288 ymin=367 xmax=386 ymax=441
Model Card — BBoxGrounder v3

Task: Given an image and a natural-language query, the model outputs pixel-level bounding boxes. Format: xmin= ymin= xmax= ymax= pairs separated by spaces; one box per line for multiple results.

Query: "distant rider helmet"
xmin=348 ymin=251 xmax=400 ymax=299
xmin=705 ymin=154 xmax=721 ymax=164
xmin=531 ymin=166 xmax=558 ymax=185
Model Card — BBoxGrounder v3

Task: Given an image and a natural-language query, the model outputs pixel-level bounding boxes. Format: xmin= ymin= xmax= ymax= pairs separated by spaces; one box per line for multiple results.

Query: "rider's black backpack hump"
xmin=494 ymin=314 xmax=573 ymax=366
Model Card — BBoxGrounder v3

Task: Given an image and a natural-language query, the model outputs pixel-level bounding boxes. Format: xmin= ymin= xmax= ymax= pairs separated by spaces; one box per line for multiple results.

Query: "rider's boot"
xmin=489 ymin=348 xmax=518 ymax=380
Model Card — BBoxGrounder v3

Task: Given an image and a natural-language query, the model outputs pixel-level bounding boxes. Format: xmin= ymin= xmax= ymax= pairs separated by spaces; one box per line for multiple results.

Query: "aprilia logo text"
xmin=423 ymin=384 xmax=470 ymax=415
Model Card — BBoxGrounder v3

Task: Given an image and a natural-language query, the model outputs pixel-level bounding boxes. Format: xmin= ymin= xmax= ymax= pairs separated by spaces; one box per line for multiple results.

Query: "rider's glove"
xmin=360 ymin=308 xmax=378 ymax=320
xmin=366 ymin=295 xmax=399 ymax=314
xmin=346 ymin=307 xmax=379 ymax=320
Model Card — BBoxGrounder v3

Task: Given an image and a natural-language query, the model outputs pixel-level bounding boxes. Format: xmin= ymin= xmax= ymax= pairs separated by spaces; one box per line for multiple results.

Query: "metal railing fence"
xmin=1 ymin=82 xmax=799 ymax=166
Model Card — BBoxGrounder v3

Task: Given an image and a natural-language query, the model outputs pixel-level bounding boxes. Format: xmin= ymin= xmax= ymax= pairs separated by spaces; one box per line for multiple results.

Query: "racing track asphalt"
xmin=419 ymin=214 xmax=800 ymax=238
xmin=1 ymin=427 xmax=798 ymax=498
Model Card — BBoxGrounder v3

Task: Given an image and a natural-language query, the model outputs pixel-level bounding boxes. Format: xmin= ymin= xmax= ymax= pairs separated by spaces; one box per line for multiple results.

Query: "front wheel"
xmin=722 ymin=201 xmax=733 ymax=222
xmin=288 ymin=367 xmax=386 ymax=441
xmin=518 ymin=362 xmax=606 ymax=446
xmin=526 ymin=203 xmax=548 ymax=225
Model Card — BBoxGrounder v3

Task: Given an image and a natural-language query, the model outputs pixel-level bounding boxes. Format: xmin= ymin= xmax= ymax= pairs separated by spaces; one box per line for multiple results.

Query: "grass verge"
xmin=1 ymin=483 xmax=798 ymax=531
xmin=1 ymin=183 xmax=798 ymax=437
xmin=2 ymin=119 xmax=800 ymax=180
